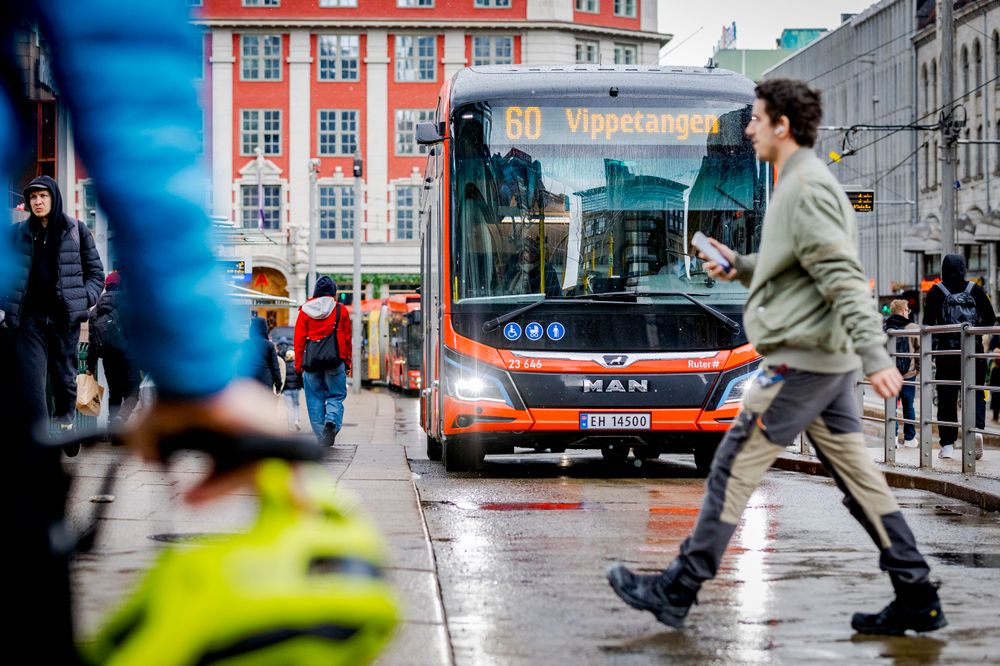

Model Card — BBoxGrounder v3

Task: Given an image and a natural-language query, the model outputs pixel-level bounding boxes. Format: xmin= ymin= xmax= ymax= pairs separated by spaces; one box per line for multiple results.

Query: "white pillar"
xmin=443 ymin=30 xmax=466 ymax=80
xmin=211 ymin=29 xmax=235 ymax=220
xmin=366 ymin=31 xmax=389 ymax=246
xmin=288 ymin=30 xmax=312 ymax=289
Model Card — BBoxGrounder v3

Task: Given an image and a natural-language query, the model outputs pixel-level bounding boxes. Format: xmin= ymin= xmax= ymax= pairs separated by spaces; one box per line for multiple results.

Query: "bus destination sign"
xmin=501 ymin=106 xmax=723 ymax=145
xmin=845 ymin=190 xmax=875 ymax=213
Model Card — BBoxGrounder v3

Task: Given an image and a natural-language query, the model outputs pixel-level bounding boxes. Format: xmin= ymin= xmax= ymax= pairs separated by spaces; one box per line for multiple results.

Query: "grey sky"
xmin=656 ymin=1 xmax=876 ymax=66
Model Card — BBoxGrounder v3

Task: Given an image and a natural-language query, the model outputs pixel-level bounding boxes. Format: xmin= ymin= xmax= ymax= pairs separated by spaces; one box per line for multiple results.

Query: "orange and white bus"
xmin=417 ymin=66 xmax=768 ymax=472
xmin=384 ymin=293 xmax=423 ymax=393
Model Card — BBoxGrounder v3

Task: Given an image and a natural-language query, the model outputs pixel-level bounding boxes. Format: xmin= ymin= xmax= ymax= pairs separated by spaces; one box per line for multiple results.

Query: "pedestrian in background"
xmin=884 ymin=299 xmax=919 ymax=448
xmin=294 ymin=276 xmax=351 ymax=446
xmin=2 ymin=175 xmax=105 ymax=439
xmin=283 ymin=349 xmax=303 ymax=431
xmin=239 ymin=315 xmax=282 ymax=393
xmin=923 ymin=254 xmax=993 ymax=460
xmin=86 ymin=271 xmax=140 ymax=428
xmin=607 ymin=78 xmax=946 ymax=636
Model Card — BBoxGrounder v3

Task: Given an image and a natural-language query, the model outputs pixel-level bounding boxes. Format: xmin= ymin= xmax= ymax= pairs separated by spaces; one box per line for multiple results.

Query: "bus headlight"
xmin=443 ymin=348 xmax=521 ymax=408
xmin=453 ymin=377 xmax=506 ymax=402
xmin=707 ymin=359 xmax=761 ymax=411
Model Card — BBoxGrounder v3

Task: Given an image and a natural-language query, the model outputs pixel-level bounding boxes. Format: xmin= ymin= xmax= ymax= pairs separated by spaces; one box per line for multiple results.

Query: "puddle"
xmin=459 ymin=501 xmax=604 ymax=511
xmin=148 ymin=532 xmax=230 ymax=544
xmin=929 ymin=552 xmax=1000 ymax=568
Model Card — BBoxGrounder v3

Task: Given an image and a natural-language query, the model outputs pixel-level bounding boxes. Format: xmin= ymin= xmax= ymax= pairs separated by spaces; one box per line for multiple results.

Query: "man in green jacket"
xmin=607 ymin=79 xmax=946 ymax=636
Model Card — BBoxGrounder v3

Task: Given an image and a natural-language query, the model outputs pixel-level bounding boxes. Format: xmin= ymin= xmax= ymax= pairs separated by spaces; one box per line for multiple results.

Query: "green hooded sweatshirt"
xmin=732 ymin=148 xmax=892 ymax=376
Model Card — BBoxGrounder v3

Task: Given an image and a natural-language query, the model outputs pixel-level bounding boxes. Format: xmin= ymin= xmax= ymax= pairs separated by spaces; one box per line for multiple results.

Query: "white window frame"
xmin=575 ymin=40 xmax=599 ymax=64
xmin=472 ymin=35 xmax=514 ymax=66
xmin=317 ymin=34 xmax=360 ymax=81
xmin=613 ymin=0 xmax=636 ymax=17
xmin=319 ymin=0 xmax=358 ymax=5
xmin=240 ymin=184 xmax=282 ymax=230
xmin=575 ymin=0 xmax=599 ymax=13
xmin=474 ymin=0 xmax=511 ymax=6
xmin=614 ymin=43 xmax=637 ymax=65
xmin=318 ymin=109 xmax=359 ymax=156
xmin=240 ymin=109 xmax=282 ymax=156
xmin=394 ymin=184 xmax=419 ymax=240
xmin=395 ymin=109 xmax=435 ymax=155
xmin=397 ymin=0 xmax=434 ymax=6
xmin=395 ymin=35 xmax=437 ymax=82
xmin=241 ymin=34 xmax=282 ymax=81
xmin=319 ymin=184 xmax=355 ymax=240
xmin=243 ymin=0 xmax=280 ymax=6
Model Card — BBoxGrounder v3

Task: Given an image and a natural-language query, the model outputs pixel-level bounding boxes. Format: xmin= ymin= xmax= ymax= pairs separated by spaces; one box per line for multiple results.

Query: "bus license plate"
xmin=579 ymin=412 xmax=650 ymax=430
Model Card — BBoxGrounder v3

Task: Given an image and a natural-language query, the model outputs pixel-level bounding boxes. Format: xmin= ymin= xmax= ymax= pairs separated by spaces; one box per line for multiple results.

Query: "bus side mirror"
xmin=412 ymin=311 xmax=423 ymax=324
xmin=416 ymin=121 xmax=445 ymax=145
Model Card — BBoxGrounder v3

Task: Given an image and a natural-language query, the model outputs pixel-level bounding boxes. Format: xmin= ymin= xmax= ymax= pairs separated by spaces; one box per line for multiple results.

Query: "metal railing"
xmin=850 ymin=323 xmax=1000 ymax=476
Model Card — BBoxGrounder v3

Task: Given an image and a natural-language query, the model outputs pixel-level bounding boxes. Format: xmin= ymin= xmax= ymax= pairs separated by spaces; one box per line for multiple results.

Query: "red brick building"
xmin=194 ymin=0 xmax=667 ymax=310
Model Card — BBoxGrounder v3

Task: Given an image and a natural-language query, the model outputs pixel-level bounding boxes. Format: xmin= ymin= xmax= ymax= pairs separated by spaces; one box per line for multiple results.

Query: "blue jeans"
xmin=303 ymin=365 xmax=347 ymax=437
xmin=898 ymin=383 xmax=916 ymax=441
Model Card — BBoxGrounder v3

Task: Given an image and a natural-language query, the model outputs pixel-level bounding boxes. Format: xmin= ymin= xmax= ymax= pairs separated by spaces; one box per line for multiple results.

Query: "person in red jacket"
xmin=294 ymin=276 xmax=351 ymax=446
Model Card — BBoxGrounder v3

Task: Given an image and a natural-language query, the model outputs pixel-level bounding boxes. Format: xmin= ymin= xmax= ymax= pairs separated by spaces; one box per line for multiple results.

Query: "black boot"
xmin=852 ymin=581 xmax=947 ymax=635
xmin=321 ymin=422 xmax=337 ymax=447
xmin=607 ymin=560 xmax=698 ymax=628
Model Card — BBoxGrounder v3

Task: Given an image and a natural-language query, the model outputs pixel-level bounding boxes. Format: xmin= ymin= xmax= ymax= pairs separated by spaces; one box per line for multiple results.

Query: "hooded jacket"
xmin=239 ymin=316 xmax=282 ymax=390
xmin=86 ymin=287 xmax=129 ymax=373
xmin=883 ymin=313 xmax=920 ymax=379
xmin=2 ymin=175 xmax=104 ymax=328
xmin=923 ymin=254 xmax=996 ymax=354
xmin=294 ymin=276 xmax=352 ymax=374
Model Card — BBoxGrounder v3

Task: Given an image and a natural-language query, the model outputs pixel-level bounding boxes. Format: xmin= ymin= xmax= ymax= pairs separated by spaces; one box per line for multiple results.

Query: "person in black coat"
xmin=85 ymin=272 xmax=140 ymax=426
xmin=239 ymin=316 xmax=281 ymax=393
xmin=923 ymin=254 xmax=996 ymax=459
xmin=2 ymin=175 xmax=104 ymax=437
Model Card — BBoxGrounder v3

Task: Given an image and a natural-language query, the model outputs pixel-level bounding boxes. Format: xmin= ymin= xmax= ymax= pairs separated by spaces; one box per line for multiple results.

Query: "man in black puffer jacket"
xmin=2 ymin=175 xmax=104 ymax=440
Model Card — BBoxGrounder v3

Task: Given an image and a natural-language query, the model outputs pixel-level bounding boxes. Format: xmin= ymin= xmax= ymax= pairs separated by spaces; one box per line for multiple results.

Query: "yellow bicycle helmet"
xmin=81 ymin=460 xmax=398 ymax=666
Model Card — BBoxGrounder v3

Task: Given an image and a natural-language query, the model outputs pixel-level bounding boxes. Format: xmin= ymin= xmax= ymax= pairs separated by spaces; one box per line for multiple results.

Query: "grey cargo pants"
xmin=673 ymin=366 xmax=931 ymax=594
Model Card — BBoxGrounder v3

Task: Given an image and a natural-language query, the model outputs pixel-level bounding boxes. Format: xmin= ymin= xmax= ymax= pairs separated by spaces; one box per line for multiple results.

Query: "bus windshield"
xmin=451 ymin=100 xmax=767 ymax=305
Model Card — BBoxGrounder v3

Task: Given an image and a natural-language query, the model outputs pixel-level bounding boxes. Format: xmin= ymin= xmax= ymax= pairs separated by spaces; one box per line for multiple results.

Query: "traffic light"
xmin=337 ymin=292 xmax=353 ymax=305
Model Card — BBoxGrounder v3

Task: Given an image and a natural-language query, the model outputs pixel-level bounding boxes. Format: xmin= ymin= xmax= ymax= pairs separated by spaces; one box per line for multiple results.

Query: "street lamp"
xmin=307 ymin=157 xmax=320 ymax=297
xmin=351 ymin=151 xmax=363 ymax=394
xmin=872 ymin=95 xmax=881 ymax=299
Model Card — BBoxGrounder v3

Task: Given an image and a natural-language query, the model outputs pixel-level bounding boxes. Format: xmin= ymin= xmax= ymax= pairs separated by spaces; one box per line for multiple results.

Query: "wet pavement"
xmin=400 ymin=396 xmax=1000 ymax=665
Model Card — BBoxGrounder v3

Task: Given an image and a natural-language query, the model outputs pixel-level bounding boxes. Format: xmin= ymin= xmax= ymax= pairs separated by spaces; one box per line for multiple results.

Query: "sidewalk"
xmin=65 ymin=389 xmax=452 ymax=666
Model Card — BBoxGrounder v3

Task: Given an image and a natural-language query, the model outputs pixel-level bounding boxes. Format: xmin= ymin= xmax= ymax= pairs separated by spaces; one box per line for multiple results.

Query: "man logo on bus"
xmin=603 ymin=355 xmax=628 ymax=367
xmin=583 ymin=379 xmax=648 ymax=393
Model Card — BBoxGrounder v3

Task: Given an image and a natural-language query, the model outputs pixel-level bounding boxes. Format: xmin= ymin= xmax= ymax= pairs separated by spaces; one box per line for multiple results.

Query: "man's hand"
xmin=120 ymin=379 xmax=288 ymax=502
xmin=698 ymin=237 xmax=738 ymax=282
xmin=868 ymin=366 xmax=903 ymax=399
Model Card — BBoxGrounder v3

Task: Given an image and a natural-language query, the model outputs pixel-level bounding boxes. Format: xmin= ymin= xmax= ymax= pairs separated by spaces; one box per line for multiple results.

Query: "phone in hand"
xmin=691 ymin=231 xmax=732 ymax=273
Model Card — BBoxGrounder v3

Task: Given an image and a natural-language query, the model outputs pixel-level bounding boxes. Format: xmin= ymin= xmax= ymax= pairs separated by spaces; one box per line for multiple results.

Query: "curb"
xmin=774 ymin=453 xmax=1000 ymax=512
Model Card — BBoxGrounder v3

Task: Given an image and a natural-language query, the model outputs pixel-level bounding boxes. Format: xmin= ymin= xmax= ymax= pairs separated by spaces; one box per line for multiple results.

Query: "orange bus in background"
xmin=417 ymin=66 xmax=769 ymax=472
xmin=384 ymin=293 xmax=422 ymax=393
xmin=360 ymin=298 xmax=385 ymax=384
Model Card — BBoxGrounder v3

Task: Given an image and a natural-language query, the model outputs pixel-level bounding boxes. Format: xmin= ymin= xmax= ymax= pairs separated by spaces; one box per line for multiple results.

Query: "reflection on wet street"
xmin=396 ymin=395 xmax=1000 ymax=665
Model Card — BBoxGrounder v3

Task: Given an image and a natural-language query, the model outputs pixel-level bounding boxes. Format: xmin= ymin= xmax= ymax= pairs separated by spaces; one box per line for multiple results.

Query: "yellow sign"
xmin=845 ymin=190 xmax=875 ymax=213
xmin=503 ymin=106 xmax=722 ymax=144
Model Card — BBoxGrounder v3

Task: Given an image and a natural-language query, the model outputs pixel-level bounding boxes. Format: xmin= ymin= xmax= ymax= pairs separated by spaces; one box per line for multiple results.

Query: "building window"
xmin=994 ymin=31 xmax=1000 ymax=83
xmin=995 ymin=120 xmax=1000 ymax=172
xmin=319 ymin=0 xmax=358 ymax=5
xmin=241 ymin=109 xmax=281 ymax=155
xmin=922 ymin=142 xmax=929 ymax=190
xmin=975 ymin=39 xmax=983 ymax=89
xmin=395 ymin=185 xmax=419 ymax=240
xmin=398 ymin=0 xmax=433 ymax=6
xmin=474 ymin=0 xmax=511 ymax=5
xmin=613 ymin=0 xmax=636 ymax=17
xmin=920 ymin=64 xmax=928 ymax=117
xmin=243 ymin=0 xmax=279 ymax=5
xmin=961 ymin=45 xmax=970 ymax=95
xmin=318 ymin=110 xmax=358 ymax=156
xmin=318 ymin=35 xmax=360 ymax=80
xmin=977 ymin=124 xmax=984 ymax=177
xmin=614 ymin=43 xmax=637 ymax=65
xmin=472 ymin=36 xmax=513 ymax=66
xmin=395 ymin=35 xmax=436 ymax=81
xmin=395 ymin=109 xmax=435 ymax=155
xmin=933 ymin=139 xmax=939 ymax=185
xmin=576 ymin=40 xmax=599 ymax=64
xmin=241 ymin=184 xmax=281 ymax=230
xmin=319 ymin=185 xmax=355 ymax=240
xmin=241 ymin=34 xmax=282 ymax=81
xmin=575 ymin=0 xmax=598 ymax=12
xmin=931 ymin=59 xmax=938 ymax=110
xmin=963 ymin=128 xmax=971 ymax=179
xmin=82 ymin=181 xmax=97 ymax=230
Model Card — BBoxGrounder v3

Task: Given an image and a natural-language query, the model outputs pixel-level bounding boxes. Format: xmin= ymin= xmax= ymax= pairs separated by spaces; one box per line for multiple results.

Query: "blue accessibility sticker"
xmin=503 ymin=322 xmax=522 ymax=341
xmin=525 ymin=321 xmax=544 ymax=341
xmin=546 ymin=322 xmax=565 ymax=341
xmin=580 ymin=413 xmax=589 ymax=429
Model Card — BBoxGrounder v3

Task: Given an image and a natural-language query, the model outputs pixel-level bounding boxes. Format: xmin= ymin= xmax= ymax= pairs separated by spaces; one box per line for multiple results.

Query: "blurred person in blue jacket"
xmin=0 ymin=2 xmax=285 ymax=662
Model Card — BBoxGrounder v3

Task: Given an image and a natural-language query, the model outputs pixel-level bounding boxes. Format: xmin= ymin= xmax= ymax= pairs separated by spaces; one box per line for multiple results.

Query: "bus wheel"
xmin=601 ymin=443 xmax=629 ymax=465
xmin=694 ymin=438 xmax=721 ymax=476
xmin=426 ymin=434 xmax=442 ymax=461
xmin=444 ymin=439 xmax=484 ymax=472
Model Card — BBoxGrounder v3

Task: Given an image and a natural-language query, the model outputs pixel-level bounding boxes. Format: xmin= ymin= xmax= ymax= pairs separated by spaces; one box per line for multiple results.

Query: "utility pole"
xmin=873 ymin=95 xmax=881 ymax=298
xmin=351 ymin=151 xmax=363 ymax=394
xmin=307 ymin=158 xmax=320 ymax=297
xmin=939 ymin=0 xmax=957 ymax=256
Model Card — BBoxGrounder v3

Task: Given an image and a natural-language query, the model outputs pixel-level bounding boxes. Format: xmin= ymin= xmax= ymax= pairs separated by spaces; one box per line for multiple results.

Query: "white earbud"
xmin=774 ymin=127 xmax=784 ymax=135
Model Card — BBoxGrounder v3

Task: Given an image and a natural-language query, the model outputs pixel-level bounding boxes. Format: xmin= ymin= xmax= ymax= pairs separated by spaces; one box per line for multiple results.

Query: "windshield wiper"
xmin=579 ymin=290 xmax=741 ymax=334
xmin=481 ymin=296 xmax=630 ymax=333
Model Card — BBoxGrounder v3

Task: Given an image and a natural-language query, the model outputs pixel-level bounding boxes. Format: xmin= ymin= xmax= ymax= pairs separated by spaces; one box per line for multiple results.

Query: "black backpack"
xmin=302 ymin=305 xmax=343 ymax=372
xmin=936 ymin=282 xmax=979 ymax=350
xmin=91 ymin=308 xmax=128 ymax=355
